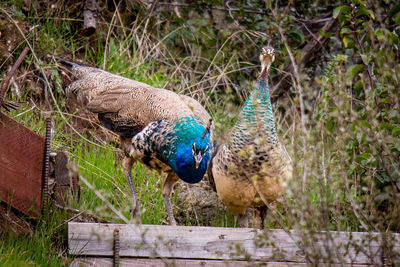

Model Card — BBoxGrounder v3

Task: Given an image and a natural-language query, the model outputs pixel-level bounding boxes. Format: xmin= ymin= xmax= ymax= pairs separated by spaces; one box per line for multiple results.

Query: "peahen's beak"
xmin=259 ymin=46 xmax=275 ymax=77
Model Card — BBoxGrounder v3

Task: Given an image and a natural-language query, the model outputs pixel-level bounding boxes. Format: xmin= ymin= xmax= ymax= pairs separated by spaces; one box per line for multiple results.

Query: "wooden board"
xmin=70 ymin=257 xmax=371 ymax=267
xmin=0 ymin=112 xmax=44 ymax=218
xmin=68 ymin=222 xmax=400 ymax=265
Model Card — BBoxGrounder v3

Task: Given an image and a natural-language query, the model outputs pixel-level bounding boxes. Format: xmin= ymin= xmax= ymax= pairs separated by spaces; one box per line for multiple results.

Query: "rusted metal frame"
xmin=71 ymin=171 xmax=80 ymax=203
xmin=0 ymin=46 xmax=30 ymax=108
xmin=42 ymin=118 xmax=52 ymax=213
xmin=114 ymin=229 xmax=120 ymax=267
xmin=0 ymin=46 xmax=54 ymax=219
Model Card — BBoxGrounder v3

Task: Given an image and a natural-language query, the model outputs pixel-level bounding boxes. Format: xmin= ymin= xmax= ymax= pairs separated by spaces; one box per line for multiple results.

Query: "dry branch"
xmin=82 ymin=0 xmax=99 ymax=36
xmin=270 ymin=17 xmax=337 ymax=99
xmin=0 ymin=46 xmax=30 ymax=109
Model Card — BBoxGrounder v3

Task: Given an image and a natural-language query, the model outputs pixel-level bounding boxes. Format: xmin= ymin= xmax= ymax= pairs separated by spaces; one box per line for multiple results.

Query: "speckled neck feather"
xmin=235 ymin=80 xmax=278 ymax=145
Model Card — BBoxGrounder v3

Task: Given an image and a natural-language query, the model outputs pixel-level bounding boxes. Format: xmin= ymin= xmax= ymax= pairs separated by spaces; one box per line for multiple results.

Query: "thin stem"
xmin=274 ymin=10 xmax=308 ymax=193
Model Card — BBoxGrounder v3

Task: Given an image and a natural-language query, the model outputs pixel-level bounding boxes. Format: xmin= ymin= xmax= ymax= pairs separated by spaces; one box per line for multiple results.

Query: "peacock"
xmin=209 ymin=46 xmax=292 ymax=228
xmin=57 ymin=58 xmax=214 ymax=225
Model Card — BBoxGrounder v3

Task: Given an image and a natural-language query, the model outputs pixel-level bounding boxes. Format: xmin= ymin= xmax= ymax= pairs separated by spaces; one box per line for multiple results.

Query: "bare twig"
xmin=0 ymin=46 xmax=30 ymax=109
xmin=79 ymin=174 xmax=130 ymax=224
xmin=226 ymin=1 xmax=240 ymax=26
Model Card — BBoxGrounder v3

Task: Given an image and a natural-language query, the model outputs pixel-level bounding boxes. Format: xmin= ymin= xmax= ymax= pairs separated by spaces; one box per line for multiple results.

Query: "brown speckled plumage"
xmin=209 ymin=47 xmax=292 ymax=228
xmin=65 ymin=65 xmax=212 ymax=138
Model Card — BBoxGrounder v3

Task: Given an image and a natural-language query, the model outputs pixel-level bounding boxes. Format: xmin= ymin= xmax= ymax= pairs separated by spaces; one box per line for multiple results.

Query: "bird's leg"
xmin=252 ymin=207 xmax=261 ymax=228
xmin=259 ymin=205 xmax=268 ymax=229
xmin=122 ymin=156 xmax=141 ymax=224
xmin=162 ymin=173 xmax=179 ymax=226
xmin=238 ymin=211 xmax=249 ymax=228
xmin=253 ymin=206 xmax=268 ymax=229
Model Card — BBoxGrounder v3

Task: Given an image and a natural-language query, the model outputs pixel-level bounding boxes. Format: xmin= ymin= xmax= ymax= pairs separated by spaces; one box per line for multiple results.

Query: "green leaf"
xmin=380 ymin=122 xmax=394 ymax=131
xmin=340 ymin=27 xmax=353 ymax=35
xmin=375 ymin=28 xmax=392 ymax=42
xmin=342 ymin=36 xmax=354 ymax=48
xmin=356 ymin=131 xmax=366 ymax=143
xmin=346 ymin=64 xmax=364 ymax=83
xmin=333 ymin=7 xmax=341 ymax=18
xmin=355 ymin=152 xmax=370 ymax=164
xmin=392 ymin=128 xmax=400 ymax=137
xmin=333 ymin=5 xmax=351 ymax=18
xmin=352 ymin=0 xmax=366 ymax=6
xmin=353 ymin=80 xmax=363 ymax=95
xmin=388 ymin=5 xmax=400 ymax=18
xmin=289 ymin=28 xmax=305 ymax=44
xmin=395 ymin=141 xmax=400 ymax=152
xmin=174 ymin=16 xmax=185 ymax=24
xmin=360 ymin=54 xmax=369 ymax=65
xmin=356 ymin=7 xmax=375 ymax=19
xmin=361 ymin=120 xmax=371 ymax=129
xmin=326 ymin=118 xmax=334 ymax=132
xmin=347 ymin=163 xmax=358 ymax=176
xmin=396 ymin=12 xmax=400 ymax=24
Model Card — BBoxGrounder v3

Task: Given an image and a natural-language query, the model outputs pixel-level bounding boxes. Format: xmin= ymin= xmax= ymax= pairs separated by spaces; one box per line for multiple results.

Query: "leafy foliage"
xmin=322 ymin=0 xmax=400 ymax=231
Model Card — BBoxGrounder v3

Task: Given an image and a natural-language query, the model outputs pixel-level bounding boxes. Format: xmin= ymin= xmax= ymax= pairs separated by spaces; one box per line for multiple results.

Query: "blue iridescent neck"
xmin=166 ymin=117 xmax=212 ymax=183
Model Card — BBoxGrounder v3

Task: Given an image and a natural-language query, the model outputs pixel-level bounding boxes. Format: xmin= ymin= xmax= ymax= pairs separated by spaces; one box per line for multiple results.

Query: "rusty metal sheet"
xmin=0 ymin=112 xmax=44 ymax=218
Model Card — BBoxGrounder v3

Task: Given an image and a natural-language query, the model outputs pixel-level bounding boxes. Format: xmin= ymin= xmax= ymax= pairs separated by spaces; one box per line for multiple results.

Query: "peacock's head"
xmin=259 ymin=46 xmax=275 ymax=78
xmin=192 ymin=142 xmax=210 ymax=169
xmin=172 ymin=118 xmax=213 ymax=183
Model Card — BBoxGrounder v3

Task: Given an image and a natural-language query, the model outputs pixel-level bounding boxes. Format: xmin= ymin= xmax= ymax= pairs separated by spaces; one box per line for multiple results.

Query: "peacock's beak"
xmin=194 ymin=153 xmax=203 ymax=169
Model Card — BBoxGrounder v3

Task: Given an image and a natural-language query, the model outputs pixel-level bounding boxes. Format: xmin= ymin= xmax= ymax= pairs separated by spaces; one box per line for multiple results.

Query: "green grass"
xmin=0 ymin=207 xmax=67 ymax=267
xmin=70 ymin=138 xmax=169 ymax=225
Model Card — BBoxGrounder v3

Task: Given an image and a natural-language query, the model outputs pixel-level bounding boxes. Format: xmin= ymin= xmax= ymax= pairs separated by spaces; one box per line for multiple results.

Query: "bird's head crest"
xmin=259 ymin=46 xmax=275 ymax=80
xmin=201 ymin=118 xmax=213 ymax=139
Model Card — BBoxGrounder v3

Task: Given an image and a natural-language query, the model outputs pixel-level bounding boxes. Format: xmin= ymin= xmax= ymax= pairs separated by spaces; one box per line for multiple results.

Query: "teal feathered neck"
xmin=236 ymin=80 xmax=278 ymax=144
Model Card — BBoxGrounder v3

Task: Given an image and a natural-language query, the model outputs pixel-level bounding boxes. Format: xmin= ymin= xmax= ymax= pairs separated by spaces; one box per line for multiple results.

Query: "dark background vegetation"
xmin=0 ymin=0 xmax=399 ymax=265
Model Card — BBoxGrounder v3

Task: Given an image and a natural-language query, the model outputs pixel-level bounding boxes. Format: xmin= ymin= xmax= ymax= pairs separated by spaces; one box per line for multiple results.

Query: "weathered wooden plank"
xmin=0 ymin=112 xmax=44 ymax=218
xmin=69 ymin=257 xmax=371 ymax=267
xmin=68 ymin=222 xmax=400 ymax=264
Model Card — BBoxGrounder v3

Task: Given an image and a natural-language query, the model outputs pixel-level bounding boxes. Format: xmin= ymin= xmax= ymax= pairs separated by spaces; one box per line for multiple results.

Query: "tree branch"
xmin=82 ymin=0 xmax=99 ymax=36
xmin=270 ymin=16 xmax=337 ymax=100
xmin=146 ymin=1 xmax=266 ymax=15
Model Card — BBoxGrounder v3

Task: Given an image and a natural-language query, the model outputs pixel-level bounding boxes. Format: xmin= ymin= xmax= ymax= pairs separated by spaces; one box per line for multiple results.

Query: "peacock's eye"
xmin=192 ymin=142 xmax=196 ymax=153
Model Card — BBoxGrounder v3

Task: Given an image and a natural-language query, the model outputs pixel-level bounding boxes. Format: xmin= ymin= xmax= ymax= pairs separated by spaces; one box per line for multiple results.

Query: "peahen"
xmin=209 ymin=46 xmax=292 ymax=228
xmin=57 ymin=58 xmax=214 ymax=225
